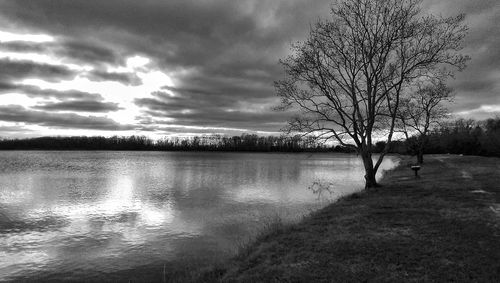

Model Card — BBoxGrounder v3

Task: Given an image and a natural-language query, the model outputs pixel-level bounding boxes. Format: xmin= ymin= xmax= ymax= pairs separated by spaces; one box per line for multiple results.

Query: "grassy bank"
xmin=194 ymin=155 xmax=500 ymax=282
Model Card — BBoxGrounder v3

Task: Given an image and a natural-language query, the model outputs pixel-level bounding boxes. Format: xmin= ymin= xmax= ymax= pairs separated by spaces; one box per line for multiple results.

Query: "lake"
xmin=0 ymin=151 xmax=398 ymax=282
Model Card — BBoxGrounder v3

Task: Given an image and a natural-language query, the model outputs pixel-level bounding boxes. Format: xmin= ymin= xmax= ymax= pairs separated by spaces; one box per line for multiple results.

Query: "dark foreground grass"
xmin=194 ymin=155 xmax=500 ymax=282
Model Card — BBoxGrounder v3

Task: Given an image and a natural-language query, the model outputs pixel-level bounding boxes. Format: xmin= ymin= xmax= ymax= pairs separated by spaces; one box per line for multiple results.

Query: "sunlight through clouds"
xmin=20 ymin=56 xmax=176 ymax=128
xmin=456 ymin=104 xmax=500 ymax=119
xmin=0 ymin=0 xmax=498 ymax=137
xmin=126 ymin=55 xmax=151 ymax=70
xmin=0 ymin=51 xmax=93 ymax=71
xmin=0 ymin=39 xmax=177 ymax=136
xmin=0 ymin=30 xmax=55 ymax=43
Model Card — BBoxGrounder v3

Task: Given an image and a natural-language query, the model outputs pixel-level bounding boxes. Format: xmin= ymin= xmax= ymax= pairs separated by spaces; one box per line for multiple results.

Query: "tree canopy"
xmin=275 ymin=0 xmax=469 ymax=187
xmin=397 ymin=81 xmax=453 ymax=163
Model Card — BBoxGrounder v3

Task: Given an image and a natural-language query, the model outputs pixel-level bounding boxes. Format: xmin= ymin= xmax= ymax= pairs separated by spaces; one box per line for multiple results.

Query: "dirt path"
xmin=431 ymin=155 xmax=500 ymax=219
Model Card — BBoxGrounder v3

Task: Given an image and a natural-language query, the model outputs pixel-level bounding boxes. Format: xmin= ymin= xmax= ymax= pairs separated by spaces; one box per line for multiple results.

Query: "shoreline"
xmin=0 ymin=151 xmax=396 ymax=283
xmin=193 ymin=154 xmax=500 ymax=282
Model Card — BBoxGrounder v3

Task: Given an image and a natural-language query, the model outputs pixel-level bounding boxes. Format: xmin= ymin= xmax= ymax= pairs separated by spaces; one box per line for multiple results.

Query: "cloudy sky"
xmin=0 ymin=0 xmax=498 ymax=138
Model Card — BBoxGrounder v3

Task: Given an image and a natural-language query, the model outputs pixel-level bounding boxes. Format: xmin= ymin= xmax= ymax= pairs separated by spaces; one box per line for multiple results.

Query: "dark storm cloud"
xmin=164 ymin=73 xmax=275 ymax=99
xmin=0 ymin=41 xmax=47 ymax=53
xmin=0 ymin=83 xmax=104 ymax=101
xmin=136 ymin=84 xmax=270 ymax=115
xmin=151 ymin=110 xmax=289 ymax=132
xmin=57 ymin=40 xmax=121 ymax=65
xmin=161 ymin=86 xmax=214 ymax=97
xmin=0 ymin=125 xmax=32 ymax=133
xmin=0 ymin=0 xmax=498 ymax=134
xmin=0 ymin=0 xmax=329 ymax=85
xmin=422 ymin=0 xmax=500 ymax=114
xmin=86 ymin=70 xmax=142 ymax=86
xmin=423 ymin=0 xmax=499 ymax=16
xmin=0 ymin=81 xmax=17 ymax=91
xmin=0 ymin=105 xmax=132 ymax=131
xmin=0 ymin=39 xmax=125 ymax=91
xmin=137 ymin=124 xmax=279 ymax=135
xmin=143 ymin=77 xmax=277 ymax=114
xmin=0 ymin=58 xmax=76 ymax=82
xmin=135 ymin=94 xmax=290 ymax=132
xmin=0 ymin=39 xmax=121 ymax=66
xmin=0 ymin=0 xmax=333 ymax=132
xmin=33 ymin=100 xmax=122 ymax=113
xmin=0 ymin=38 xmax=136 ymax=85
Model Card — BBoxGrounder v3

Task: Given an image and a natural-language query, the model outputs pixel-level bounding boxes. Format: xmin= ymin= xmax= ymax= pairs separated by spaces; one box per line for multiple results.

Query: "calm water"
xmin=0 ymin=151 xmax=398 ymax=281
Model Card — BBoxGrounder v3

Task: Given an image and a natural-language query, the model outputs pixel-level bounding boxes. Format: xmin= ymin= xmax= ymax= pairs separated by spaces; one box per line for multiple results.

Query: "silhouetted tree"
xmin=480 ymin=117 xmax=500 ymax=156
xmin=397 ymin=82 xmax=453 ymax=164
xmin=423 ymin=117 xmax=500 ymax=157
xmin=275 ymin=0 xmax=468 ymax=188
xmin=0 ymin=134 xmax=340 ymax=152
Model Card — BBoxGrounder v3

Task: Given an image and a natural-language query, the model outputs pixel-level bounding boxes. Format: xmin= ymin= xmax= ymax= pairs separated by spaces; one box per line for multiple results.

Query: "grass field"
xmin=194 ymin=154 xmax=500 ymax=282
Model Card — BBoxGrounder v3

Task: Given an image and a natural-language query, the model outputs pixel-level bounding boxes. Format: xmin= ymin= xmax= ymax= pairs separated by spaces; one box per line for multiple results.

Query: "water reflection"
xmin=0 ymin=151 xmax=398 ymax=281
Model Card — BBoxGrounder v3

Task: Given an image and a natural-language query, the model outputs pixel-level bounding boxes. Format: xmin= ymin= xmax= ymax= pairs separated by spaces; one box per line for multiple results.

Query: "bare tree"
xmin=397 ymin=81 xmax=453 ymax=164
xmin=275 ymin=0 xmax=468 ymax=188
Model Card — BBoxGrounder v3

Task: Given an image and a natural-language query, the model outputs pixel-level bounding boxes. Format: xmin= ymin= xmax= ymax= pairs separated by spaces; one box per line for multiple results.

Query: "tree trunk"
xmin=417 ymin=149 xmax=424 ymax=164
xmin=417 ymin=137 xmax=426 ymax=164
xmin=361 ymin=151 xmax=378 ymax=189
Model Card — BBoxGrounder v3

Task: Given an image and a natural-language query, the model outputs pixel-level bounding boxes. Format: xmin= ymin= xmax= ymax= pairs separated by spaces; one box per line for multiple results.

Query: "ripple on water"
xmin=0 ymin=151 xmax=399 ymax=281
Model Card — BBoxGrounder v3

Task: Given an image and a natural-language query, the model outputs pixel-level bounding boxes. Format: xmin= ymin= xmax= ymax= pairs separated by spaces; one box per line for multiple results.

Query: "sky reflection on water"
xmin=0 ymin=151 xmax=398 ymax=281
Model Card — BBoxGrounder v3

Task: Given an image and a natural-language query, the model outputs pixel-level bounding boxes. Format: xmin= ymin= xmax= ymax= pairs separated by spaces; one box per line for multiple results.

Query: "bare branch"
xmin=275 ymin=0 xmax=468 ymax=187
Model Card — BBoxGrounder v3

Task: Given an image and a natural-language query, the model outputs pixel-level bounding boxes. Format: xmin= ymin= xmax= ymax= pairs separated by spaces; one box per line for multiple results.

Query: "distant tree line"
xmin=1 ymin=117 xmax=498 ymax=156
xmin=0 ymin=134 xmax=356 ymax=153
xmin=415 ymin=117 xmax=500 ymax=157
